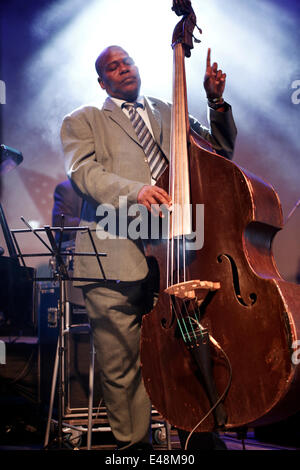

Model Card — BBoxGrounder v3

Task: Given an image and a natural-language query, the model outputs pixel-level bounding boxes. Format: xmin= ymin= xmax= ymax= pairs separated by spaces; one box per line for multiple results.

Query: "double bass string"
xmin=166 ymin=40 xmax=201 ymax=342
xmin=170 ymin=295 xmax=192 ymax=343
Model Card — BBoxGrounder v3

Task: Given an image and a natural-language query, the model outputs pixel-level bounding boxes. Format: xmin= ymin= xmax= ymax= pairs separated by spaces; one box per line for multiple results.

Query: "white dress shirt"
xmin=110 ymin=96 xmax=155 ymax=138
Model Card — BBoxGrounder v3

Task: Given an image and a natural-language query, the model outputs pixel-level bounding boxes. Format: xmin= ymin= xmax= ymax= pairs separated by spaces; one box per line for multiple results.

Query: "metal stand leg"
xmin=44 ymin=339 xmax=59 ymax=448
xmin=44 ymin=330 xmax=96 ymax=449
xmin=166 ymin=421 xmax=172 ymax=450
xmin=87 ymin=336 xmax=95 ymax=450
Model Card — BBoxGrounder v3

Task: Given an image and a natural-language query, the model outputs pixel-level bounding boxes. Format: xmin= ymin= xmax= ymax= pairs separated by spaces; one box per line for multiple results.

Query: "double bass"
xmin=140 ymin=0 xmax=300 ymax=437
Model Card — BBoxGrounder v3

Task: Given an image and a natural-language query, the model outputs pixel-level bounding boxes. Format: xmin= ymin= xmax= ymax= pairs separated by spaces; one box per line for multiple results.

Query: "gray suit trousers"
xmin=82 ymin=280 xmax=152 ymax=448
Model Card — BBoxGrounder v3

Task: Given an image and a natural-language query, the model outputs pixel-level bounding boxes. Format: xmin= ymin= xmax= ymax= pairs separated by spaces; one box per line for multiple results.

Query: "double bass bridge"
xmin=165 ymin=279 xmax=220 ymax=303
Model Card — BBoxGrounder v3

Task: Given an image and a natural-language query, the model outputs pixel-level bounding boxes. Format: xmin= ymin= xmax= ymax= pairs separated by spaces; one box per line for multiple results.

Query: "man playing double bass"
xmin=60 ymin=43 xmax=237 ymax=450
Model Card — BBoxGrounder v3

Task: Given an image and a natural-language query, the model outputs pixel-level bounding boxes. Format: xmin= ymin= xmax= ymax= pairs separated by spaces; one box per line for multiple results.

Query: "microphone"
xmin=0 ymin=144 xmax=23 ymax=175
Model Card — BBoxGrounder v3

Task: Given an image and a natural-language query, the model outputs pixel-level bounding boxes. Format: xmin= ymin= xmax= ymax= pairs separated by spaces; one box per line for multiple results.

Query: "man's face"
xmin=98 ymin=47 xmax=141 ymax=102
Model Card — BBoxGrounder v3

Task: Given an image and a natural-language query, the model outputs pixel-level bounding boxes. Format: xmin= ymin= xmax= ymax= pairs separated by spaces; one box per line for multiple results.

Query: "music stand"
xmin=10 ymin=220 xmax=108 ymax=449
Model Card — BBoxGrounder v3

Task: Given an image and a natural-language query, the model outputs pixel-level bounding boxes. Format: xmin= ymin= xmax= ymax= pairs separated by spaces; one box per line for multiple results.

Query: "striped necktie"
xmin=122 ymin=102 xmax=168 ymax=181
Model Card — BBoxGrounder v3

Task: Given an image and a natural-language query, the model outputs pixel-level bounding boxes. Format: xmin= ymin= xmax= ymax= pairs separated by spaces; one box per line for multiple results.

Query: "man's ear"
xmin=98 ymin=77 xmax=105 ymax=90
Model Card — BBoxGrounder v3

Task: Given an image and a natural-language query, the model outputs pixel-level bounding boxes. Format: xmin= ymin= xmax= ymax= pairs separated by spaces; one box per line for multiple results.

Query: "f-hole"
xmin=217 ymin=253 xmax=257 ymax=307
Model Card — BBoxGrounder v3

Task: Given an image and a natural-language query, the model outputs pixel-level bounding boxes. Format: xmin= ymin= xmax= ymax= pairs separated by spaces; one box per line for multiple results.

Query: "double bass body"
xmin=141 ymin=135 xmax=300 ymax=432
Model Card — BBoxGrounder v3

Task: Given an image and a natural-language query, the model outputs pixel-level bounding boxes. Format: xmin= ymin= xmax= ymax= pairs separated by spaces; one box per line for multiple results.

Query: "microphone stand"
xmin=43 ymin=225 xmax=69 ymax=449
xmin=285 ymin=198 xmax=300 ymax=225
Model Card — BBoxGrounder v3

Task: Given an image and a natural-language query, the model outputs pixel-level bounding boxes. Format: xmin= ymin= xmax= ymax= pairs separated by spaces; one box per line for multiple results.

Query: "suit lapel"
xmin=145 ymin=97 xmax=170 ymax=161
xmin=144 ymin=98 xmax=162 ymax=143
xmin=103 ymin=96 xmax=170 ymax=160
xmin=103 ymin=97 xmax=141 ymax=146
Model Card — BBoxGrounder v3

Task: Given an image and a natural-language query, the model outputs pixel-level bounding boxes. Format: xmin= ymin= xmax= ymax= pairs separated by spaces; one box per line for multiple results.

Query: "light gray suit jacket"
xmin=60 ymin=96 xmax=237 ymax=284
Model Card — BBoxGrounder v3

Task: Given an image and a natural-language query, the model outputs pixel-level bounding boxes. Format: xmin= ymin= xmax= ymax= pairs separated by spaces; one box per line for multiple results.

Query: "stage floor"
xmin=0 ymin=425 xmax=299 ymax=452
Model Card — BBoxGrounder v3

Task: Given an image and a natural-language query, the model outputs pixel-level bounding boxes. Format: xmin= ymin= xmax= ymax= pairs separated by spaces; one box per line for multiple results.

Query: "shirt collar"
xmin=110 ymin=95 xmax=145 ymax=109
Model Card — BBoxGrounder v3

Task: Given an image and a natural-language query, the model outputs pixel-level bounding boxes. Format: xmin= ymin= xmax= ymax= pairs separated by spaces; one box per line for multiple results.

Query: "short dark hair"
xmin=95 ymin=45 xmax=126 ymax=80
xmin=95 ymin=54 xmax=103 ymax=79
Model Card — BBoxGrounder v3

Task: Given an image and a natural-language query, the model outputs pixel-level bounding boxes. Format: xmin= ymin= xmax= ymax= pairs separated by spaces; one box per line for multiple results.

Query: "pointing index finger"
xmin=206 ymin=47 xmax=211 ymax=69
